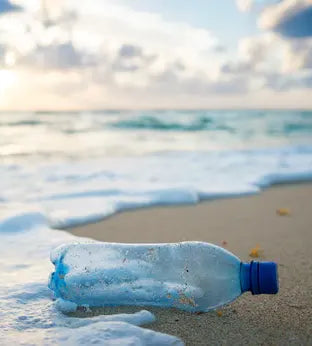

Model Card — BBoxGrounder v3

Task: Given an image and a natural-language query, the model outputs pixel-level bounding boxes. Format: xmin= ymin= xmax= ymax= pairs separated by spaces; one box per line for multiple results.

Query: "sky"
xmin=0 ymin=0 xmax=312 ymax=110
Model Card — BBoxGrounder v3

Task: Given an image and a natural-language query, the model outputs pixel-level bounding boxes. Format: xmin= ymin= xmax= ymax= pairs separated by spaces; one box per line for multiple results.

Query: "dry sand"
xmin=67 ymin=184 xmax=312 ymax=345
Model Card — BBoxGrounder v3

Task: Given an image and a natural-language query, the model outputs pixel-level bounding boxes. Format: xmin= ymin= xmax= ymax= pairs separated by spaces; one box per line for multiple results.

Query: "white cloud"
xmin=20 ymin=42 xmax=97 ymax=70
xmin=236 ymin=0 xmax=253 ymax=12
xmin=283 ymin=39 xmax=312 ymax=71
xmin=222 ymin=34 xmax=286 ymax=75
xmin=0 ymin=0 xmax=229 ymax=97
xmin=221 ymin=31 xmax=312 ymax=93
xmin=69 ymin=0 xmax=221 ymax=74
xmin=3 ymin=0 xmax=224 ymax=76
xmin=259 ymin=0 xmax=312 ymax=33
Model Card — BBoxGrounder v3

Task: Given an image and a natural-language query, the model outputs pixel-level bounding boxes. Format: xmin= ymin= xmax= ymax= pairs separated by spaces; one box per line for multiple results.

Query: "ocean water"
xmin=1 ymin=110 xmax=312 ymax=344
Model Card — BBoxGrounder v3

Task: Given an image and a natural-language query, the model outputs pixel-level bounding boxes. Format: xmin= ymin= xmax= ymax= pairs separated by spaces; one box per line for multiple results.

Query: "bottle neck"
xmin=240 ymin=261 xmax=278 ymax=295
xmin=240 ymin=261 xmax=260 ymax=295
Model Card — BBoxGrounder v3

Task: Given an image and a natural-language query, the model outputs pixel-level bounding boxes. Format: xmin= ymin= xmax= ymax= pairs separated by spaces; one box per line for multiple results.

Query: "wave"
xmin=1 ymin=145 xmax=311 ymax=230
xmin=109 ymin=112 xmax=312 ymax=135
xmin=109 ymin=115 xmax=235 ymax=132
xmin=0 ymin=211 xmax=46 ymax=233
xmin=0 ymin=120 xmax=45 ymax=127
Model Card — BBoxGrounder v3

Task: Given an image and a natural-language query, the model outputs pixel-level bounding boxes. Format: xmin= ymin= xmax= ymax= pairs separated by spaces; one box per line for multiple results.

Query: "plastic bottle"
xmin=49 ymin=241 xmax=278 ymax=312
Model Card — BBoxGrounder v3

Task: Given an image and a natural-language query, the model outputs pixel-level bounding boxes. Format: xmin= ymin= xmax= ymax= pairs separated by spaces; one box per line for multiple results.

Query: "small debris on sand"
xmin=276 ymin=208 xmax=291 ymax=216
xmin=217 ymin=311 xmax=223 ymax=317
xmin=249 ymin=245 xmax=262 ymax=258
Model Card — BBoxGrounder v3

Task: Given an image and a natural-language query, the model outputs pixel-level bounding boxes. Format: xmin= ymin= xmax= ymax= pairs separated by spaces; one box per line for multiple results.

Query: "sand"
xmin=67 ymin=184 xmax=312 ymax=345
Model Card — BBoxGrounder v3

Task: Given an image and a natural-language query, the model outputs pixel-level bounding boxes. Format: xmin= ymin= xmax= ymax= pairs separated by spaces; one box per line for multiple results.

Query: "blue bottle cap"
xmin=258 ymin=262 xmax=279 ymax=294
xmin=240 ymin=261 xmax=279 ymax=295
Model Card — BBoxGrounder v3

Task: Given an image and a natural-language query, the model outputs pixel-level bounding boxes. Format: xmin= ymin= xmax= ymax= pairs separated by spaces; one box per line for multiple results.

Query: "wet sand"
xmin=67 ymin=184 xmax=312 ymax=345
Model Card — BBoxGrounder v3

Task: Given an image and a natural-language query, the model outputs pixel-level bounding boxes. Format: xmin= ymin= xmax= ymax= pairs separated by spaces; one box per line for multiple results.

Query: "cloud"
xmin=69 ymin=0 xmax=220 ymax=75
xmin=236 ymin=0 xmax=254 ymax=12
xmin=259 ymin=0 xmax=312 ymax=38
xmin=221 ymin=33 xmax=312 ymax=91
xmin=6 ymin=1 xmax=225 ymax=92
xmin=283 ymin=39 xmax=312 ymax=71
xmin=9 ymin=1 xmax=221 ymax=75
xmin=221 ymin=34 xmax=282 ymax=75
xmin=222 ymin=61 xmax=252 ymax=74
xmin=139 ymin=60 xmax=250 ymax=95
xmin=0 ymin=43 xmax=17 ymax=68
xmin=236 ymin=0 xmax=279 ymax=13
xmin=222 ymin=32 xmax=312 ymax=75
xmin=265 ymin=71 xmax=312 ymax=90
xmin=20 ymin=42 xmax=97 ymax=70
xmin=118 ymin=44 xmax=142 ymax=58
xmin=275 ymin=6 xmax=312 ymax=38
xmin=0 ymin=0 xmax=21 ymax=14
xmin=0 ymin=44 xmax=6 ymax=65
xmin=112 ymin=44 xmax=157 ymax=72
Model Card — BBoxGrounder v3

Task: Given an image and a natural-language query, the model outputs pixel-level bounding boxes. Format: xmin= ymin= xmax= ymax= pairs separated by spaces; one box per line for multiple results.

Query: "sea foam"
xmin=2 ymin=146 xmax=311 ymax=229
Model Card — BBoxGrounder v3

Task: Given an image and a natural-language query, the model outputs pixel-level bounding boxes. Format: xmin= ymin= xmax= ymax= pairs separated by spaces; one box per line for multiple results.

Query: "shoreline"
xmin=66 ymin=183 xmax=312 ymax=345
xmin=60 ymin=179 xmax=312 ymax=231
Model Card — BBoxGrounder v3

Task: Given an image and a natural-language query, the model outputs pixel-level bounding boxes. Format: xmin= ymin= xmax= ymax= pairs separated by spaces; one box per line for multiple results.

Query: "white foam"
xmin=1 ymin=147 xmax=312 ymax=229
xmin=1 ymin=146 xmax=309 ymax=228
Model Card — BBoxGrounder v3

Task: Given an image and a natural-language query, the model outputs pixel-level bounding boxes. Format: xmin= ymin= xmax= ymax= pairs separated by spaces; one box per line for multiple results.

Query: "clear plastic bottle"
xmin=49 ymin=242 xmax=278 ymax=312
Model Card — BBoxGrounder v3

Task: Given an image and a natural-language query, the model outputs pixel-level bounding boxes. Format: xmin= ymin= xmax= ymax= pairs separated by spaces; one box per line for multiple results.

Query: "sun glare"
xmin=0 ymin=70 xmax=17 ymax=95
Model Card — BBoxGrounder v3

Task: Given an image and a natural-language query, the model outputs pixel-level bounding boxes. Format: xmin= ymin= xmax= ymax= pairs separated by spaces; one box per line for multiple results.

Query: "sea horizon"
xmin=1 ymin=107 xmax=312 ymax=113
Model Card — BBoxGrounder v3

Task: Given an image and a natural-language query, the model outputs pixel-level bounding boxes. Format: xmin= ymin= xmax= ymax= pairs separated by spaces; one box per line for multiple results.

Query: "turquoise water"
xmin=110 ymin=110 xmax=312 ymax=134
xmin=0 ymin=110 xmax=311 ymax=162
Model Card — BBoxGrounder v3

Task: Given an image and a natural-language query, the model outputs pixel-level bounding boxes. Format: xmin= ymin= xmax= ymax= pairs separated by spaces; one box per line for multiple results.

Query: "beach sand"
xmin=67 ymin=184 xmax=312 ymax=345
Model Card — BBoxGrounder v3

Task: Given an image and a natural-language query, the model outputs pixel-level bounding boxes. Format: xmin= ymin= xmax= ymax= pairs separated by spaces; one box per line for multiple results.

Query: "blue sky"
xmin=0 ymin=0 xmax=312 ymax=110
